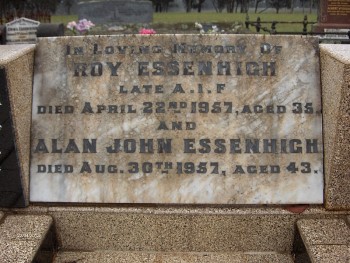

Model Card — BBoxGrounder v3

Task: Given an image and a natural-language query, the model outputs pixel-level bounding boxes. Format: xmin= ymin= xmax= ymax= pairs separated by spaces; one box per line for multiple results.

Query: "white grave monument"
xmin=6 ymin=17 xmax=40 ymax=45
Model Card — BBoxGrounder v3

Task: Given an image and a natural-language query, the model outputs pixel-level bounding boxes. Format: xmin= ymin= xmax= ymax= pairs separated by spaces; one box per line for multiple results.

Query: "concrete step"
xmin=297 ymin=218 xmax=350 ymax=263
xmin=5 ymin=207 xmax=348 ymax=262
xmin=54 ymin=251 xmax=294 ymax=263
xmin=0 ymin=214 xmax=57 ymax=263
xmin=46 ymin=207 xmax=299 ymax=253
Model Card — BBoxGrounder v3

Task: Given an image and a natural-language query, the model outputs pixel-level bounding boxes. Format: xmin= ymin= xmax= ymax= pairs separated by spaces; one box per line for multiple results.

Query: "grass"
xmin=153 ymin=12 xmax=318 ymax=32
xmin=51 ymin=12 xmax=318 ymax=34
xmin=153 ymin=12 xmax=316 ymax=23
xmin=51 ymin=15 xmax=78 ymax=25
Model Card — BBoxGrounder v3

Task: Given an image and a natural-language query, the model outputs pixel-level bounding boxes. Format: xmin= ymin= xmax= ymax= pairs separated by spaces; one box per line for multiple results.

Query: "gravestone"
xmin=77 ymin=0 xmax=153 ymax=25
xmin=6 ymin=18 xmax=40 ymax=45
xmin=323 ymin=29 xmax=350 ymax=41
xmin=30 ymin=35 xmax=323 ymax=204
xmin=315 ymin=0 xmax=350 ymax=32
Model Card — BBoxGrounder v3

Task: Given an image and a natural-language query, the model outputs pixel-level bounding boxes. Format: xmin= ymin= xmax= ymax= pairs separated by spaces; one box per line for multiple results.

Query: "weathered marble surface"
xmin=30 ymin=35 xmax=323 ymax=204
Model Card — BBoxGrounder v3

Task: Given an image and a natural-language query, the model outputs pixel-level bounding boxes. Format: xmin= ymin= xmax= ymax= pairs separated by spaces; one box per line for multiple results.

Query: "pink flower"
xmin=76 ymin=19 xmax=95 ymax=33
xmin=67 ymin=19 xmax=95 ymax=34
xmin=139 ymin=28 xmax=156 ymax=35
xmin=67 ymin=21 xmax=77 ymax=30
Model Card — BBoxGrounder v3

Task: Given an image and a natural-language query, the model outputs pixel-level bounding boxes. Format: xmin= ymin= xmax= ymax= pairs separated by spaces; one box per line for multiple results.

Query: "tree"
xmin=240 ymin=0 xmax=249 ymax=13
xmin=0 ymin=1 xmax=8 ymax=23
xmin=31 ymin=0 xmax=61 ymax=13
xmin=211 ymin=0 xmax=225 ymax=12
xmin=309 ymin=0 xmax=313 ymax=14
xmin=0 ymin=0 xmax=60 ymax=23
xmin=269 ymin=0 xmax=290 ymax=14
xmin=254 ymin=0 xmax=264 ymax=13
xmin=163 ymin=0 xmax=170 ymax=12
xmin=8 ymin=0 xmax=25 ymax=16
xmin=154 ymin=0 xmax=162 ymax=12
xmin=183 ymin=0 xmax=205 ymax=13
xmin=313 ymin=0 xmax=319 ymax=15
xmin=234 ymin=0 xmax=248 ymax=13
xmin=226 ymin=0 xmax=235 ymax=13
xmin=63 ymin=0 xmax=74 ymax=15
xmin=211 ymin=0 xmax=236 ymax=13
xmin=183 ymin=0 xmax=192 ymax=12
xmin=194 ymin=0 xmax=206 ymax=12
xmin=300 ymin=0 xmax=306 ymax=13
xmin=299 ymin=0 xmax=316 ymax=13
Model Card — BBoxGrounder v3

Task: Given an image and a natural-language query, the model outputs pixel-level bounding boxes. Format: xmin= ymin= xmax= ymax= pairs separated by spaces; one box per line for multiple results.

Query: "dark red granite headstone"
xmin=315 ymin=0 xmax=350 ymax=32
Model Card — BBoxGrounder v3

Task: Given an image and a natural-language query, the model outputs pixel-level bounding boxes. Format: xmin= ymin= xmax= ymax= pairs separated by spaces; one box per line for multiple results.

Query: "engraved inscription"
xmin=327 ymin=0 xmax=350 ymax=16
xmin=30 ymin=35 xmax=323 ymax=204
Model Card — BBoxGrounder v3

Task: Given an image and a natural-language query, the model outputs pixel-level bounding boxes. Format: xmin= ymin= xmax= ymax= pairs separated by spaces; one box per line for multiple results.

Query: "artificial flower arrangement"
xmin=139 ymin=28 xmax=156 ymax=35
xmin=67 ymin=19 xmax=95 ymax=35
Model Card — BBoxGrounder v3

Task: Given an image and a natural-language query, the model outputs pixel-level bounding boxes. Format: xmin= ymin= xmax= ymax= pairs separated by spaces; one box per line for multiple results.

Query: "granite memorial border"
xmin=30 ymin=35 xmax=323 ymax=204
xmin=0 ymin=45 xmax=35 ymax=207
xmin=0 ymin=68 xmax=26 ymax=207
xmin=0 ymin=35 xmax=350 ymax=263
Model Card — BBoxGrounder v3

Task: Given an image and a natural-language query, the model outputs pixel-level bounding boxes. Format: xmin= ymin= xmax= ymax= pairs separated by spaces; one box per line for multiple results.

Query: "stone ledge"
xmin=297 ymin=219 xmax=350 ymax=245
xmin=308 ymin=245 xmax=349 ymax=263
xmin=54 ymin=251 xmax=294 ymax=263
xmin=0 ymin=207 xmax=348 ymax=261
xmin=5 ymin=205 xmax=345 ymax=252
xmin=8 ymin=204 xmax=349 ymax=215
xmin=0 ymin=240 xmax=38 ymax=263
xmin=320 ymin=44 xmax=350 ymax=210
xmin=297 ymin=219 xmax=350 ymax=263
xmin=0 ymin=215 xmax=52 ymax=241
xmin=0 ymin=45 xmax=36 ymax=65
xmin=0 ymin=215 xmax=55 ymax=263
xmin=320 ymin=44 xmax=350 ymax=65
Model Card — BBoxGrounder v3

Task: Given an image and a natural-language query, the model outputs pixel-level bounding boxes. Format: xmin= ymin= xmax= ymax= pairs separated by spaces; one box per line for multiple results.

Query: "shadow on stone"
xmin=33 ymin=224 xmax=59 ymax=263
xmin=0 ymin=68 xmax=25 ymax=208
xmin=292 ymin=226 xmax=311 ymax=263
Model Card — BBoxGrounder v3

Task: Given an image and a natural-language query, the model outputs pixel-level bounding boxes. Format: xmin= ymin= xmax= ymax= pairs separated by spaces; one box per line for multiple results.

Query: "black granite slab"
xmin=0 ymin=68 xmax=25 ymax=207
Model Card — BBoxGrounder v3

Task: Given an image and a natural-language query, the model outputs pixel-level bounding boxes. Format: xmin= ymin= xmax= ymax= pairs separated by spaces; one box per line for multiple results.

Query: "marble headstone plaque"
xmin=30 ymin=35 xmax=323 ymax=204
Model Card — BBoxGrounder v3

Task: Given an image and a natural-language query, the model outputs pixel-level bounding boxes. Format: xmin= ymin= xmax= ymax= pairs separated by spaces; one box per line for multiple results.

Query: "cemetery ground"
xmin=52 ymin=12 xmax=317 ymax=35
